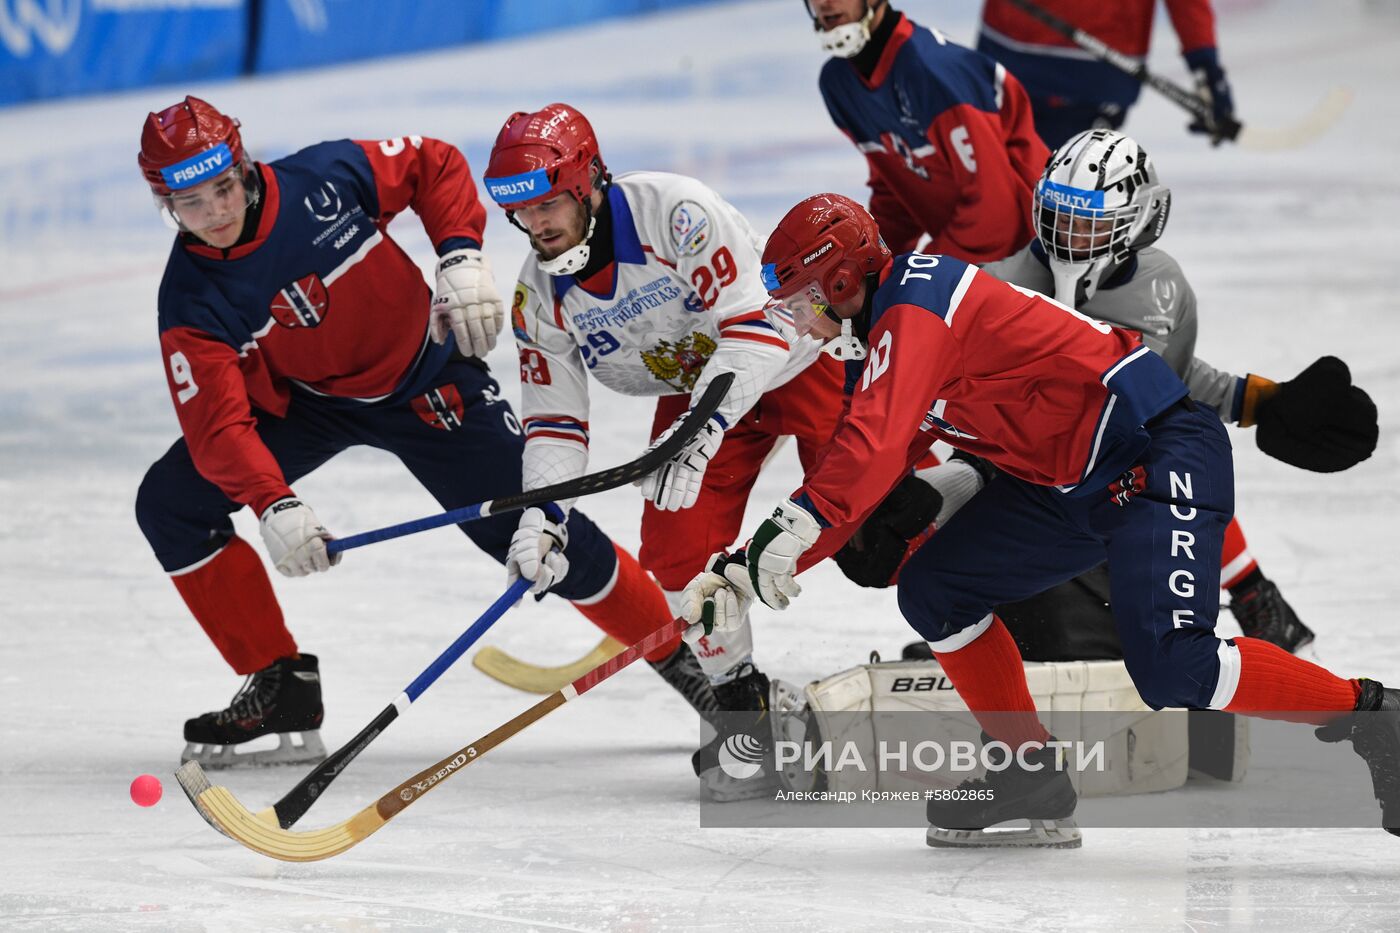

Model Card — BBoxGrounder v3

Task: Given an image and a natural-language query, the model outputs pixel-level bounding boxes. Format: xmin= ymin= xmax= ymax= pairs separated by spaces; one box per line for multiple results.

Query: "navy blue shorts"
xmin=897 ymin=401 xmax=1237 ymax=709
xmin=135 ymin=359 xmax=618 ymax=601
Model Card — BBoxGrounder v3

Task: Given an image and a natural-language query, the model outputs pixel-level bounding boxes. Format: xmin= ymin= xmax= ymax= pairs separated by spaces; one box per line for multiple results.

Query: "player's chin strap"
xmin=815 ymin=0 xmax=886 ymax=58
xmin=536 ymin=214 xmax=597 ymax=276
xmin=820 ymin=274 xmax=877 ymax=361
xmin=822 ymin=318 xmax=867 ymax=361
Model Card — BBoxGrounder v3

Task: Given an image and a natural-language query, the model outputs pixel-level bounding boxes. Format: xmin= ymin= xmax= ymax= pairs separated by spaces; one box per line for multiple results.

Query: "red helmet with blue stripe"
xmin=138 ymin=96 xmax=246 ymax=197
xmin=484 ymin=103 xmax=608 ymax=210
xmin=761 ymin=192 xmax=889 ymax=304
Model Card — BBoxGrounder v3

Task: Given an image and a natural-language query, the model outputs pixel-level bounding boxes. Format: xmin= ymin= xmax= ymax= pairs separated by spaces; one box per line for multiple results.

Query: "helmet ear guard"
xmin=1125 ymin=187 xmax=1171 ymax=253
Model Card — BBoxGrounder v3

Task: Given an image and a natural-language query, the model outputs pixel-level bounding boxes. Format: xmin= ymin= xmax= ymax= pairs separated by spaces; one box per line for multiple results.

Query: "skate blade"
xmin=926 ymin=818 xmax=1082 ymax=850
xmin=180 ymin=730 xmax=327 ymax=770
xmin=699 ymin=768 xmax=780 ymax=803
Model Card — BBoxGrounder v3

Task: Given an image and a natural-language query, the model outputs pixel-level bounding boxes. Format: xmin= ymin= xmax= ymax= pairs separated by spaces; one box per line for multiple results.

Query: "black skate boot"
xmin=1315 ymin=679 xmax=1400 ymax=837
xmin=181 ymin=654 xmax=327 ymax=769
xmin=649 ymin=641 xmax=718 ymax=714
xmin=926 ymin=736 xmax=1081 ymax=849
xmin=691 ymin=662 xmax=802 ymax=802
xmin=1228 ymin=575 xmax=1315 ymax=653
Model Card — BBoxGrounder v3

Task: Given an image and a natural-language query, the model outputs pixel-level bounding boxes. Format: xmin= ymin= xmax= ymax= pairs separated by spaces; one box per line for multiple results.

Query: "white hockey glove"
xmin=259 ymin=497 xmax=340 ymax=578
xmin=429 ymin=248 xmax=504 ymax=358
xmin=637 ymin=413 xmax=724 ymax=512
xmin=680 ymin=550 xmax=755 ymax=643
xmin=746 ymin=498 xmax=823 ymax=610
xmin=506 ymin=506 xmax=570 ymax=596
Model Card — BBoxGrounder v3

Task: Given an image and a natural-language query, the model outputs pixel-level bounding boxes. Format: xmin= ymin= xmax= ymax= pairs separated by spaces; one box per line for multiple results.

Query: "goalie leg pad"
xmin=799 ymin=658 xmax=1190 ymax=799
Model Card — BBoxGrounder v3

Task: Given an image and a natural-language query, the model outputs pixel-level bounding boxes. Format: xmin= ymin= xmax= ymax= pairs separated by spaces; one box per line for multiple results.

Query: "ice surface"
xmin=3 ymin=1 xmax=1400 ymax=929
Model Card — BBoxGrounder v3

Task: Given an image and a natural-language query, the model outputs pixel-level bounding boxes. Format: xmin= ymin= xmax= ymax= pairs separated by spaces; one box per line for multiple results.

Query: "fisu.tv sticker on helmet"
xmin=1038 ymin=180 xmax=1107 ymax=216
xmin=161 ymin=142 xmax=233 ymax=190
xmin=670 ymin=201 xmax=711 ymax=257
xmin=485 ymin=168 xmax=550 ymax=205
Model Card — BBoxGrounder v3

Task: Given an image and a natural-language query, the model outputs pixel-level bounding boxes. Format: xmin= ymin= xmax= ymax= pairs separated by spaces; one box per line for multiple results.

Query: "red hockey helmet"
xmin=138 ymin=96 xmax=246 ymax=196
xmin=761 ymin=193 xmax=888 ymax=304
xmin=483 ymin=103 xmax=608 ymax=210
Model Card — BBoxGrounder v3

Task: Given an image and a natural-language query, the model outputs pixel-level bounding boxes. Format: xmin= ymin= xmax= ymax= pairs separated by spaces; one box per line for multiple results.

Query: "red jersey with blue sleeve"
xmin=819 ymin=12 xmax=1049 ymax=260
xmin=156 ymin=136 xmax=486 ymax=513
xmin=793 ymin=253 xmax=1187 ymax=532
xmin=978 ymin=0 xmax=1218 ymax=110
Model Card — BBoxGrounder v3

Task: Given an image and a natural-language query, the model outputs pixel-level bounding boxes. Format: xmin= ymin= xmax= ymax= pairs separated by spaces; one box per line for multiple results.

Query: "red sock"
xmin=934 ymin=615 xmax=1051 ymax=748
xmin=1220 ymin=517 xmax=1259 ymax=590
xmin=571 ymin=544 xmax=680 ymax=662
xmin=170 ymin=536 xmax=296 ymax=675
xmin=1223 ymin=636 xmax=1362 ymax=725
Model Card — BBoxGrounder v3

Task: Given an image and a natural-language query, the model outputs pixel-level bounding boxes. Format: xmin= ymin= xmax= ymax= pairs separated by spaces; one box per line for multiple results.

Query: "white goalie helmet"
xmin=807 ymin=0 xmax=887 ymax=58
xmin=1033 ymin=129 xmax=1171 ymax=308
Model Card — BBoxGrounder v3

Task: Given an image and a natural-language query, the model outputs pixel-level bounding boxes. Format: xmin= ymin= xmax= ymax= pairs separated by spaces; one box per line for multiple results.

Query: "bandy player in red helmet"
xmin=682 ymin=193 xmax=1398 ymax=846
xmin=133 ymin=97 xmax=703 ymax=768
xmin=482 ymin=104 xmax=850 ymax=796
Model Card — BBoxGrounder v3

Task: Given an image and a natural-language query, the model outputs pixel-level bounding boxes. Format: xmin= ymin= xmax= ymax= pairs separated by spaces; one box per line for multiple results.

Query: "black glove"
xmin=834 ymin=474 xmax=942 ymax=588
xmin=1184 ymin=47 xmax=1239 ymax=145
xmin=1254 ymin=356 xmax=1378 ymax=473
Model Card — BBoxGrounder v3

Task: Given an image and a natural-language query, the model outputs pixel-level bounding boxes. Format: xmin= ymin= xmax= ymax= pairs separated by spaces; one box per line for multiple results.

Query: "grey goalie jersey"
xmin=983 ymin=243 xmax=1249 ymax=422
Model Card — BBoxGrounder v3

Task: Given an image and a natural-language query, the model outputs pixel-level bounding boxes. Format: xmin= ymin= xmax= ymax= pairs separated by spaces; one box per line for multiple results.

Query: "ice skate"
xmin=693 ymin=663 xmax=802 ymax=802
xmin=1228 ymin=576 xmax=1315 ymax=654
xmin=649 ymin=641 xmax=718 ymax=714
xmin=926 ymin=737 xmax=1082 ymax=849
xmin=181 ymin=654 xmax=327 ymax=769
xmin=1316 ymin=679 xmax=1400 ymax=836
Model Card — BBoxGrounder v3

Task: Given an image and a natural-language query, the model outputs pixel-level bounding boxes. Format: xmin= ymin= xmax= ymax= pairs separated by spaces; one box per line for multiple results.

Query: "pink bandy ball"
xmin=130 ymin=774 xmax=163 ymax=807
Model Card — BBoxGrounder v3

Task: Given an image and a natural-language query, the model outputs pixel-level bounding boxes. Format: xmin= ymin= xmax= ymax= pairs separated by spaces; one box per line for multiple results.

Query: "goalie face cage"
xmin=1033 ymin=129 xmax=1170 ymax=300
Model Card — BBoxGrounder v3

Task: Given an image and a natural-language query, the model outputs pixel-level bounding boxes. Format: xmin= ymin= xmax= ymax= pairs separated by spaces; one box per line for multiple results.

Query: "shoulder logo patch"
xmin=1151 ymin=276 xmax=1177 ymax=316
xmin=511 ymin=283 xmax=533 ymax=341
xmin=670 ymin=200 xmax=711 ymax=257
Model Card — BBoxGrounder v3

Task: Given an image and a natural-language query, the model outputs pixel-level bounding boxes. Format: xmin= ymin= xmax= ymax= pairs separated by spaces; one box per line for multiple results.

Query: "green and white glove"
xmin=747 ymin=498 xmax=823 ymax=610
xmin=680 ymin=550 xmax=754 ymax=642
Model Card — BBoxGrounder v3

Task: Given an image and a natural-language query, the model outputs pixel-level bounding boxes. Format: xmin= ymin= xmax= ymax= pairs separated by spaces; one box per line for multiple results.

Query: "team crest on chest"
xmin=270 ymin=273 xmax=330 ymax=328
xmin=641 ymin=331 xmax=717 ymax=392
